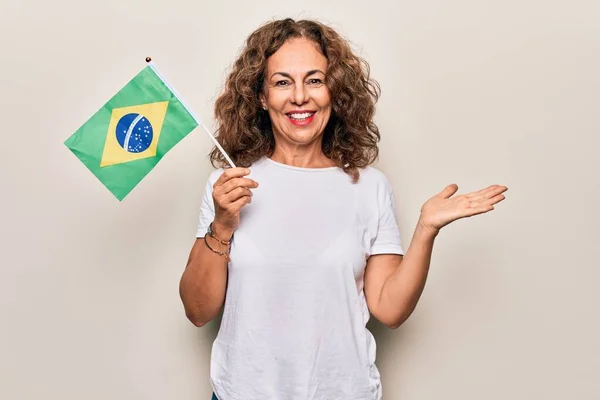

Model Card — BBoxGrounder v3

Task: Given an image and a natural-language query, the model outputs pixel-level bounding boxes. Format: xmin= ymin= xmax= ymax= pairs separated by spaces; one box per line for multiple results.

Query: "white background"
xmin=1 ymin=0 xmax=599 ymax=398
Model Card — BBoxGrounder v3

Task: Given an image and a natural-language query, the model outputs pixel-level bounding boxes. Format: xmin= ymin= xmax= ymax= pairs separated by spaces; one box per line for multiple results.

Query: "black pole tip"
xmin=145 ymin=57 xmax=152 ymax=63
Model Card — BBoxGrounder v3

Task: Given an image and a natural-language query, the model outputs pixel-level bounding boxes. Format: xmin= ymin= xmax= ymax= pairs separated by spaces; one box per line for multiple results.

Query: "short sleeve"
xmin=195 ymin=169 xmax=222 ymax=238
xmin=370 ymin=180 xmax=405 ymax=256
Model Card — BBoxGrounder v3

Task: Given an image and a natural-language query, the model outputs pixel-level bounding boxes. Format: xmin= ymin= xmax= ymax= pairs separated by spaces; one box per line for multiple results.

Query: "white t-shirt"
xmin=195 ymin=156 xmax=404 ymax=400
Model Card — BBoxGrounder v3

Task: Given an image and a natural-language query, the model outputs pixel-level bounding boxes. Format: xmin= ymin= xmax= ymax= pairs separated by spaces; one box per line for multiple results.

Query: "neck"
xmin=269 ymin=145 xmax=336 ymax=169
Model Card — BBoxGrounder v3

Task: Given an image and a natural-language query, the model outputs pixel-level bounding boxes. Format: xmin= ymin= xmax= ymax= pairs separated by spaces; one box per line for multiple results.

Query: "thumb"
xmin=439 ymin=183 xmax=459 ymax=199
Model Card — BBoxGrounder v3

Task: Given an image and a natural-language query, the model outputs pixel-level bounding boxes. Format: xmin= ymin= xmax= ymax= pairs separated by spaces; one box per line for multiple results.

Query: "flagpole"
xmin=145 ymin=57 xmax=237 ymax=168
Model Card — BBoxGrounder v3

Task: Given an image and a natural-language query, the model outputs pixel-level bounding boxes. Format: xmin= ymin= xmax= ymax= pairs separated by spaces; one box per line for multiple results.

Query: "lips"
xmin=286 ymin=110 xmax=316 ymax=126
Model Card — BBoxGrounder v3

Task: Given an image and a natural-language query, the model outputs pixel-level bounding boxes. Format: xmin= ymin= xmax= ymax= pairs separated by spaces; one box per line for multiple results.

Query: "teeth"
xmin=289 ymin=112 xmax=313 ymax=119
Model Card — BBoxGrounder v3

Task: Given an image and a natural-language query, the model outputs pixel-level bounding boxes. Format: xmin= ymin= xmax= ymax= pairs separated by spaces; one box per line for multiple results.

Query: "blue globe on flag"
xmin=115 ymin=113 xmax=153 ymax=153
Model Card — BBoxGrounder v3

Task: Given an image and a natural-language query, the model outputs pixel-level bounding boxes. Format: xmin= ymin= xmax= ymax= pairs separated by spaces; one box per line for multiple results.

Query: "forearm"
xmin=380 ymin=219 xmax=439 ymax=328
xmin=179 ymin=224 xmax=232 ymax=327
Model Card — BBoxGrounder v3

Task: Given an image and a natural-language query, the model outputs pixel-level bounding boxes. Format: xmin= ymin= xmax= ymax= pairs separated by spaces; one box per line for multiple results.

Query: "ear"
xmin=258 ymin=92 xmax=267 ymax=109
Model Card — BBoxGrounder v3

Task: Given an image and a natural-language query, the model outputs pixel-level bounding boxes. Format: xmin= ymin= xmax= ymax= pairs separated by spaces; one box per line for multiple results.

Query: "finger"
xmin=223 ymin=187 xmax=253 ymax=205
xmin=466 ymin=194 xmax=503 ymax=209
xmin=439 ymin=184 xmax=459 ymax=199
xmin=488 ymin=193 xmax=506 ymax=205
xmin=220 ymin=177 xmax=260 ymax=195
xmin=228 ymin=195 xmax=252 ymax=212
xmin=463 ymin=203 xmax=495 ymax=218
xmin=214 ymin=168 xmax=251 ymax=186
xmin=467 ymin=185 xmax=507 ymax=202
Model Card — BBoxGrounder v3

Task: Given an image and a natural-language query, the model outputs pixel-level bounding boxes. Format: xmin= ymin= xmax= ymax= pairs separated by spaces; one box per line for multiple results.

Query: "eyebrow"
xmin=269 ymin=69 xmax=325 ymax=80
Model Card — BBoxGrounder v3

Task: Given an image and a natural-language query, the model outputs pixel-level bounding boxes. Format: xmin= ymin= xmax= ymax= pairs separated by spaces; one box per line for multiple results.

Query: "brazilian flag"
xmin=64 ymin=63 xmax=198 ymax=201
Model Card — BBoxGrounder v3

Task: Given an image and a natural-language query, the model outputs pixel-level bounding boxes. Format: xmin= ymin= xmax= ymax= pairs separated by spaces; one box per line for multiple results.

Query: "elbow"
xmin=179 ymin=284 xmax=211 ymax=327
xmin=179 ymin=276 xmax=225 ymax=328
xmin=182 ymin=301 xmax=221 ymax=327
xmin=375 ymin=314 xmax=403 ymax=330
xmin=381 ymin=311 xmax=411 ymax=330
xmin=185 ymin=311 xmax=209 ymax=328
xmin=181 ymin=298 xmax=211 ymax=327
xmin=386 ymin=320 xmax=402 ymax=330
xmin=191 ymin=320 xmax=208 ymax=328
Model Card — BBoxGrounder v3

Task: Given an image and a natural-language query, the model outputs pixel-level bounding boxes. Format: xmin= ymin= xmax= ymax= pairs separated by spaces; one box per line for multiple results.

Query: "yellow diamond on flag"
xmin=100 ymin=101 xmax=169 ymax=167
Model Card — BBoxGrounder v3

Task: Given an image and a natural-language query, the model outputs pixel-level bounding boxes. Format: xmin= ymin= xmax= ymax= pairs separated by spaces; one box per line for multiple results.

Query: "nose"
xmin=291 ymin=82 xmax=309 ymax=105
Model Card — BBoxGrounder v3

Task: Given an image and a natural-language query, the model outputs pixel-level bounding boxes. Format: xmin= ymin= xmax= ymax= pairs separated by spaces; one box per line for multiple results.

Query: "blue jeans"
xmin=211 ymin=393 xmax=218 ymax=400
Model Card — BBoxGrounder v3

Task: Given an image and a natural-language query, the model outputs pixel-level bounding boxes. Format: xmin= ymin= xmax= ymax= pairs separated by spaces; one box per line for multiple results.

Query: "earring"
xmin=262 ymin=106 xmax=268 ymax=111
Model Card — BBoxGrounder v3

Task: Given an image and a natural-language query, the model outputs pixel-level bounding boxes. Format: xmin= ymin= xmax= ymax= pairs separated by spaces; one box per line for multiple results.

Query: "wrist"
xmin=211 ymin=220 xmax=235 ymax=241
xmin=417 ymin=217 xmax=440 ymax=238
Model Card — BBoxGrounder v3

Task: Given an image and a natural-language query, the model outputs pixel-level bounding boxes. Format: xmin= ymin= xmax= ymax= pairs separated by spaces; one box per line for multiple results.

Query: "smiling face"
xmin=260 ymin=38 xmax=332 ymax=152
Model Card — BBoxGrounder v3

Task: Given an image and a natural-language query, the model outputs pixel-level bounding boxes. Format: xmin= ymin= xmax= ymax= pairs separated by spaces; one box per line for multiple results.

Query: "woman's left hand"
xmin=418 ymin=184 xmax=508 ymax=234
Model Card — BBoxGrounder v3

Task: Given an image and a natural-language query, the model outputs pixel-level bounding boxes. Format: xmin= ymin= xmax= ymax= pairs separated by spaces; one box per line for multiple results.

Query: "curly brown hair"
xmin=209 ymin=18 xmax=382 ymax=182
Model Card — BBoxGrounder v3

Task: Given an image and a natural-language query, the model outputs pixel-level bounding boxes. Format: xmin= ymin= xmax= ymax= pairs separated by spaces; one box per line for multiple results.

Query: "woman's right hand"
xmin=211 ymin=167 xmax=259 ymax=240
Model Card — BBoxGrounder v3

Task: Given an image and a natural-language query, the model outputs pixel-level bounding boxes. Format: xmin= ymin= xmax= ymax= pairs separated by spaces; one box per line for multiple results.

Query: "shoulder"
xmin=354 ymin=166 xmax=399 ymax=211
xmin=359 ymin=165 xmax=390 ymax=182
xmin=357 ymin=165 xmax=394 ymax=192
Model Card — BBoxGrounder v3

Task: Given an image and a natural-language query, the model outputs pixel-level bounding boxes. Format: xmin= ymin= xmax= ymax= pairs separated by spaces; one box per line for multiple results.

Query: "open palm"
xmin=419 ymin=184 xmax=508 ymax=232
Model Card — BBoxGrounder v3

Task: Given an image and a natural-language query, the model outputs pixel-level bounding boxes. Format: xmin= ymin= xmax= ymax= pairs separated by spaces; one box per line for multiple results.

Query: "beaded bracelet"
xmin=203 ymin=235 xmax=231 ymax=261
xmin=204 ymin=223 xmax=232 ymax=261
xmin=207 ymin=222 xmax=233 ymax=245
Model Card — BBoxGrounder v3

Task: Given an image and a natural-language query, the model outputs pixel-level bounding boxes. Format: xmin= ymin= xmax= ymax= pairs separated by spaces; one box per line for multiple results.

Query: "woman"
xmin=179 ymin=18 xmax=507 ymax=400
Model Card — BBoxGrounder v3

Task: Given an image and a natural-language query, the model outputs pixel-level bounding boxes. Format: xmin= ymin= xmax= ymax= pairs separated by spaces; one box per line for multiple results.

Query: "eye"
xmin=307 ymin=78 xmax=324 ymax=85
xmin=274 ymin=80 xmax=290 ymax=87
